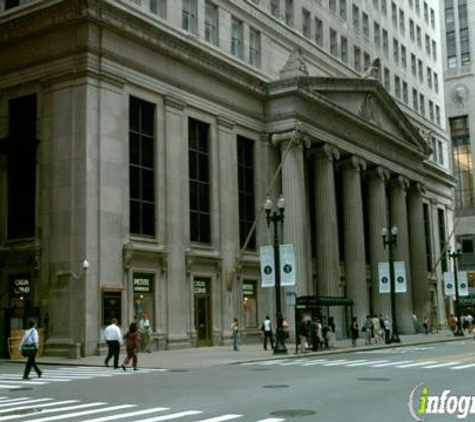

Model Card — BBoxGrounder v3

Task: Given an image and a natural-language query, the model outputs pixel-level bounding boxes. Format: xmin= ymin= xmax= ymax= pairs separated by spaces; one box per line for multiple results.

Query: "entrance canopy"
xmin=296 ymin=295 xmax=354 ymax=309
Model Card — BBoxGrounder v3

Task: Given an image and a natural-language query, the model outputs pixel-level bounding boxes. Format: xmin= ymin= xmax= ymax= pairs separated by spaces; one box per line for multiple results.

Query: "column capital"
xmin=409 ymin=182 xmax=426 ymax=195
xmin=364 ymin=166 xmax=390 ymax=182
xmin=309 ymin=143 xmax=340 ymax=161
xmin=389 ymin=175 xmax=410 ymax=191
xmin=337 ymin=156 xmax=367 ymax=172
xmin=271 ymin=128 xmax=311 ymax=150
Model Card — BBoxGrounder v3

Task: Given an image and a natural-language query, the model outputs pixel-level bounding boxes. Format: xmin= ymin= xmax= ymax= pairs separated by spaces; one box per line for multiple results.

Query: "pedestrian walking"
xmin=383 ymin=317 xmax=392 ymax=344
xmin=448 ymin=314 xmax=457 ymax=334
xmin=19 ymin=320 xmax=42 ymax=380
xmin=371 ymin=315 xmax=382 ymax=343
xmin=104 ymin=318 xmax=123 ymax=369
xmin=138 ymin=312 xmax=152 ymax=353
xmin=261 ymin=315 xmax=274 ymax=351
xmin=350 ymin=317 xmax=359 ymax=347
xmin=231 ymin=318 xmax=239 ymax=351
xmin=121 ymin=322 xmax=139 ymax=371
xmin=422 ymin=316 xmax=430 ymax=335
xmin=363 ymin=315 xmax=373 ymax=345
xmin=326 ymin=317 xmax=336 ymax=350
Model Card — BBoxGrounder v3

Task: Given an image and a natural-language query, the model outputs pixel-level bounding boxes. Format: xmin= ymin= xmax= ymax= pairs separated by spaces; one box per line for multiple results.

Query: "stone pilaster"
xmin=388 ymin=175 xmax=415 ymax=334
xmin=339 ymin=156 xmax=368 ymax=326
xmin=312 ymin=144 xmax=341 ymax=297
xmin=408 ymin=183 xmax=430 ymax=324
xmin=366 ymin=167 xmax=391 ymax=319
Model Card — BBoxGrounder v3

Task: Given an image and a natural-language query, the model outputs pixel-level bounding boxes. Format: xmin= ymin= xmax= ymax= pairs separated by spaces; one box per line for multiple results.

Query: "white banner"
xmin=280 ymin=244 xmax=296 ymax=286
xmin=378 ymin=262 xmax=391 ymax=294
xmin=443 ymin=272 xmax=455 ymax=296
xmin=394 ymin=261 xmax=407 ymax=293
xmin=457 ymin=272 xmax=469 ymax=297
xmin=260 ymin=246 xmax=275 ymax=288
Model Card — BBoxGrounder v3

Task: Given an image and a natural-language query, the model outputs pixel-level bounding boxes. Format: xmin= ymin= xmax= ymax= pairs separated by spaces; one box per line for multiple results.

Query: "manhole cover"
xmin=357 ymin=377 xmax=391 ymax=382
xmin=263 ymin=384 xmax=289 ymax=388
xmin=271 ymin=410 xmax=316 ymax=417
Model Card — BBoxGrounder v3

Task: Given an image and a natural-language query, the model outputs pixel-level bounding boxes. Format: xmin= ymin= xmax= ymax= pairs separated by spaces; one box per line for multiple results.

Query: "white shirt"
xmin=18 ymin=328 xmax=39 ymax=351
xmin=104 ymin=323 xmax=123 ymax=343
xmin=263 ymin=319 xmax=272 ymax=332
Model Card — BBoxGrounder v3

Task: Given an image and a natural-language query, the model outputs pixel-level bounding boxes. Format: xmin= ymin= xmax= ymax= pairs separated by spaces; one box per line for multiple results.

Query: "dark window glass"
xmin=5 ymin=0 xmax=20 ymax=9
xmin=423 ymin=203 xmax=433 ymax=272
xmin=237 ymin=136 xmax=256 ymax=250
xmin=189 ymin=118 xmax=210 ymax=243
xmin=129 ymin=97 xmax=155 ymax=236
xmin=7 ymin=94 xmax=37 ymax=239
xmin=438 ymin=209 xmax=448 ymax=272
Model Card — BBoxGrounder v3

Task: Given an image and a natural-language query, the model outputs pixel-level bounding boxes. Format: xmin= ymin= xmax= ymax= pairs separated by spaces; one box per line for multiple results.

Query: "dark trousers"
xmin=124 ymin=347 xmax=138 ymax=368
xmin=105 ymin=340 xmax=120 ymax=368
xmin=384 ymin=329 xmax=391 ymax=344
xmin=263 ymin=331 xmax=274 ymax=350
xmin=24 ymin=353 xmax=41 ymax=378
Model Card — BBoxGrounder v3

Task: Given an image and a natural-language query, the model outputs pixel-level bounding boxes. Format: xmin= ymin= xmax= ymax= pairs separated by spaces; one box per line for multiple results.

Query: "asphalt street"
xmin=0 ymin=340 xmax=474 ymax=421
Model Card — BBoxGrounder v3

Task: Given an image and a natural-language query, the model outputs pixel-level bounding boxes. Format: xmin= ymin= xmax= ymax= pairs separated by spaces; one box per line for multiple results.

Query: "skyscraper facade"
xmin=0 ymin=0 xmax=453 ymax=357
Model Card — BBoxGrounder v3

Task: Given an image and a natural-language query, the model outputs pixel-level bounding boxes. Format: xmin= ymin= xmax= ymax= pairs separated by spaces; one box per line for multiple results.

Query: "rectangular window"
xmin=391 ymin=2 xmax=397 ymax=27
xmin=416 ymin=25 xmax=421 ymax=48
xmin=418 ymin=58 xmax=423 ymax=82
xmin=409 ymin=19 xmax=415 ymax=41
xmin=399 ymin=9 xmax=405 ymax=34
xmin=6 ymin=94 xmax=37 ymax=239
xmin=423 ymin=1 xmax=428 ymax=23
xmin=302 ymin=8 xmax=311 ymax=38
xmin=339 ymin=0 xmax=347 ymax=20
xmin=315 ymin=17 xmax=323 ymax=46
xmin=423 ymin=203 xmax=433 ymax=272
xmin=182 ymin=0 xmax=198 ymax=34
xmin=330 ymin=28 xmax=338 ymax=56
xmin=285 ymin=0 xmax=294 ymax=26
xmin=270 ymin=0 xmax=280 ymax=17
xmin=393 ymin=38 xmax=399 ymax=63
xmin=4 ymin=0 xmax=20 ymax=9
xmin=381 ymin=0 xmax=387 ymax=15
xmin=460 ymin=28 xmax=471 ymax=65
xmin=401 ymin=45 xmax=406 ymax=68
xmin=237 ymin=136 xmax=256 ymax=249
xmin=249 ymin=27 xmax=261 ymax=67
xmin=362 ymin=12 xmax=369 ymax=39
xmin=384 ymin=67 xmax=390 ymax=91
xmin=364 ymin=52 xmax=370 ymax=72
xmin=205 ymin=1 xmax=218 ymax=45
xmin=434 ymin=72 xmax=439 ymax=93
xmin=329 ymin=0 xmax=337 ymax=13
xmin=354 ymin=45 xmax=361 ymax=72
xmin=432 ymin=40 xmax=437 ymax=60
xmin=394 ymin=75 xmax=401 ymax=99
xmin=189 ymin=118 xmax=211 ymax=244
xmin=411 ymin=53 xmax=417 ymax=76
xmin=427 ymin=67 xmax=432 ymax=88
xmin=436 ymin=105 xmax=440 ymax=125
xmin=341 ymin=36 xmax=348 ymax=63
xmin=243 ymin=280 xmax=258 ymax=328
xmin=231 ymin=17 xmax=244 ymax=59
xmin=402 ymin=81 xmax=408 ymax=104
xmin=415 ymin=0 xmax=420 ymax=15
xmin=382 ymin=29 xmax=389 ymax=57
xmin=150 ymin=0 xmax=166 ymax=18
xmin=430 ymin=8 xmax=435 ymax=29
xmin=129 ymin=97 xmax=156 ymax=237
xmin=419 ymin=93 xmax=425 ymax=116
xmin=438 ymin=209 xmax=448 ymax=272
xmin=437 ymin=140 xmax=444 ymax=165
xmin=413 ymin=88 xmax=419 ymax=111
xmin=374 ymin=22 xmax=380 ymax=48
xmin=373 ymin=0 xmax=379 ymax=10
xmin=352 ymin=4 xmax=360 ymax=31
xmin=429 ymin=100 xmax=434 ymax=121
xmin=425 ymin=34 xmax=431 ymax=56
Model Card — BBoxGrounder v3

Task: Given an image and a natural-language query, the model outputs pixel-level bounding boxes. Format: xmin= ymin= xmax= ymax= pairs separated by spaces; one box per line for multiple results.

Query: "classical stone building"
xmin=0 ymin=0 xmax=453 ymax=357
xmin=441 ymin=0 xmax=475 ymax=310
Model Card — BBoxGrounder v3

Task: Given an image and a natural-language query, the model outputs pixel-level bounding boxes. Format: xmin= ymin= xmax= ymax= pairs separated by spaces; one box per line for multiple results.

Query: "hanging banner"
xmin=260 ymin=246 xmax=275 ymax=288
xmin=457 ymin=272 xmax=469 ymax=297
xmin=280 ymin=244 xmax=296 ymax=286
xmin=443 ymin=272 xmax=455 ymax=296
xmin=393 ymin=261 xmax=407 ymax=293
xmin=378 ymin=262 xmax=391 ymax=294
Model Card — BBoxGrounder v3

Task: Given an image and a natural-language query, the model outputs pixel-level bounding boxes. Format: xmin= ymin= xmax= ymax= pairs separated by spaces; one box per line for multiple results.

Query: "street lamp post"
xmin=448 ymin=244 xmax=464 ymax=337
xmin=381 ymin=226 xmax=401 ymax=343
xmin=264 ymin=194 xmax=288 ymax=355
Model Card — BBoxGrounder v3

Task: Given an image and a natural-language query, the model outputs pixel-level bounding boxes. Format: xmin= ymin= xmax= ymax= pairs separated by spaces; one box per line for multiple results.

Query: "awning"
xmin=296 ymin=295 xmax=354 ymax=309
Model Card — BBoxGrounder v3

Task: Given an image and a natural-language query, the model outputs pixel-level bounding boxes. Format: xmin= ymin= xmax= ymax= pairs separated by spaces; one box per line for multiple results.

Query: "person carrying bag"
xmin=18 ymin=320 xmax=42 ymax=380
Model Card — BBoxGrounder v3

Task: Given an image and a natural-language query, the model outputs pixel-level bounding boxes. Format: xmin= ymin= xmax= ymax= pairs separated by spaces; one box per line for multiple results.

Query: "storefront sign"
xmin=243 ymin=282 xmax=256 ymax=297
xmin=133 ymin=274 xmax=154 ymax=293
xmin=10 ymin=274 xmax=31 ymax=297
xmin=194 ymin=280 xmax=208 ymax=294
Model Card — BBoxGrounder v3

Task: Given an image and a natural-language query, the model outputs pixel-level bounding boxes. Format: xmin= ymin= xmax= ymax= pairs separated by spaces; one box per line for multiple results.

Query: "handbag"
xmin=21 ymin=330 xmax=37 ymax=358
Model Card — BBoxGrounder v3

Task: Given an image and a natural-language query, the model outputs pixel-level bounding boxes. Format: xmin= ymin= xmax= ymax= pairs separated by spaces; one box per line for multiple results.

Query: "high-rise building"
xmin=0 ymin=0 xmax=453 ymax=357
xmin=441 ymin=0 xmax=475 ymax=313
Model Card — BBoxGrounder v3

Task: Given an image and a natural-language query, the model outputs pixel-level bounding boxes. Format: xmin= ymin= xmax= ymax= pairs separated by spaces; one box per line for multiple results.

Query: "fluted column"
xmin=388 ymin=175 xmax=414 ymax=334
xmin=408 ymin=183 xmax=429 ymax=324
xmin=312 ymin=144 xmax=341 ymax=297
xmin=339 ymin=156 xmax=368 ymax=325
xmin=366 ymin=167 xmax=391 ymax=319
xmin=274 ymin=131 xmax=312 ymax=298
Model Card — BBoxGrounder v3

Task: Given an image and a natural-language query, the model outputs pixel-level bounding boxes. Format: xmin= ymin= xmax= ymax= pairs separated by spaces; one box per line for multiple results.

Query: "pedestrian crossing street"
xmin=241 ymin=356 xmax=475 ymax=371
xmin=0 ymin=367 xmax=167 ymax=390
xmin=0 ymin=396 xmax=284 ymax=422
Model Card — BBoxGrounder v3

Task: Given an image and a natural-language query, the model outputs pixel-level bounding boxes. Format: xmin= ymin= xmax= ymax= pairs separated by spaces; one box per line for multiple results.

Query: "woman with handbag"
xmin=18 ymin=320 xmax=42 ymax=380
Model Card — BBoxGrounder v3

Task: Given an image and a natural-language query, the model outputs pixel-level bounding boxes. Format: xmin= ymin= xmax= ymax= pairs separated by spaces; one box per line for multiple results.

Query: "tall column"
xmin=312 ymin=144 xmax=341 ymax=297
xmin=339 ymin=156 xmax=368 ymax=326
xmin=164 ymin=96 xmax=189 ymax=348
xmin=388 ymin=175 xmax=415 ymax=334
xmin=366 ymin=167 xmax=391 ymax=319
xmin=408 ymin=183 xmax=429 ymax=324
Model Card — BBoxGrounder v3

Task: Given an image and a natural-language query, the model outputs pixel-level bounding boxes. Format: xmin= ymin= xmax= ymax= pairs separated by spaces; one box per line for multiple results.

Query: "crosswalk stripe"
xmin=131 ymin=410 xmax=203 ymax=421
xmin=395 ymin=361 xmax=438 ymax=368
xmin=345 ymin=360 xmax=389 ymax=367
xmin=322 ymin=360 xmax=352 ymax=366
xmin=301 ymin=359 xmax=329 ymax=366
xmin=79 ymin=407 xmax=169 ymax=422
xmin=0 ymin=403 xmax=109 ymax=421
xmin=194 ymin=415 xmax=242 ymax=421
xmin=255 ymin=419 xmax=285 ymax=422
xmin=0 ymin=380 xmax=46 ymax=385
xmin=0 ymin=398 xmax=52 ymax=409
xmin=0 ymin=401 xmax=78 ymax=414
xmin=0 ymin=398 xmax=32 ymax=405
xmin=370 ymin=360 xmax=414 ymax=367
xmin=422 ymin=362 xmax=461 ymax=369
xmin=451 ymin=363 xmax=475 ymax=370
xmin=0 ymin=386 xmax=22 ymax=390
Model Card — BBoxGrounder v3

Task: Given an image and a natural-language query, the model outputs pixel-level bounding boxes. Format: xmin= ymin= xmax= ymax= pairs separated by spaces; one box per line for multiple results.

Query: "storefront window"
xmin=243 ymin=280 xmax=258 ymax=328
xmin=133 ymin=273 xmax=154 ymax=329
xmin=102 ymin=290 xmax=122 ymax=326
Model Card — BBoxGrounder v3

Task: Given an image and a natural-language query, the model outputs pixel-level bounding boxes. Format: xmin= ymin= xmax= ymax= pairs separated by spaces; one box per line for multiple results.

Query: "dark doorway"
xmin=194 ymin=278 xmax=212 ymax=346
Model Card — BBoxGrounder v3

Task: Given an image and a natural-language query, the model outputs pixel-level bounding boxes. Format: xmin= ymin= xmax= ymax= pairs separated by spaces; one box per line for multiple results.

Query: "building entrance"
xmin=193 ymin=278 xmax=212 ymax=346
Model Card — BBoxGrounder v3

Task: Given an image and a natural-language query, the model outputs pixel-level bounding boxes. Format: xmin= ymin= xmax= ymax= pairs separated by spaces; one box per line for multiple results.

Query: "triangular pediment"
xmin=301 ymin=77 xmax=431 ymax=156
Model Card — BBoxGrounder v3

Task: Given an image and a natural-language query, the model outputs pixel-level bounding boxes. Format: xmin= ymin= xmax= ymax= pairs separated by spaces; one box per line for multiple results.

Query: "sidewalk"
xmin=4 ymin=329 xmax=466 ymax=371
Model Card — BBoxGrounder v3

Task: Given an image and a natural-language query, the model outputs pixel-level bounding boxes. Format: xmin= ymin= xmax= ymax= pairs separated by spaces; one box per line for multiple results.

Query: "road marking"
xmin=322 ymin=360 xmax=352 ymax=366
xmin=422 ymin=362 xmax=461 ymax=369
xmin=0 ymin=398 xmax=53 ymax=409
xmin=370 ymin=360 xmax=414 ymax=367
xmin=194 ymin=415 xmax=242 ymax=421
xmin=0 ymin=401 xmax=78 ymax=414
xmin=301 ymin=359 xmax=330 ymax=366
xmin=345 ymin=360 xmax=389 ymax=367
xmin=255 ymin=419 xmax=285 ymax=422
xmin=79 ymin=407 xmax=169 ymax=422
xmin=395 ymin=361 xmax=438 ymax=368
xmin=451 ymin=363 xmax=475 ymax=370
xmin=129 ymin=410 xmax=203 ymax=421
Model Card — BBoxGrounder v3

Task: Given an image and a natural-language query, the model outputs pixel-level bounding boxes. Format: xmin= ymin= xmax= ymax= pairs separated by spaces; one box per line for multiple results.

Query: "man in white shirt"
xmin=261 ymin=316 xmax=274 ymax=351
xmin=104 ymin=319 xmax=123 ymax=369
